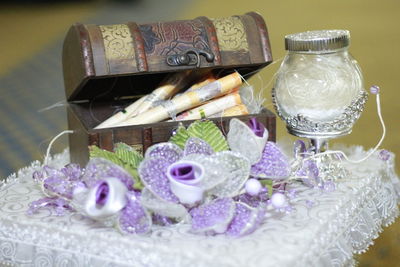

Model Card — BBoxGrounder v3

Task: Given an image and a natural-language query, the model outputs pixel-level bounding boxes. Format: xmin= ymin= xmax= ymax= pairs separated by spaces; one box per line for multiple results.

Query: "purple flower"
xmin=139 ymin=137 xmax=264 ymax=236
xmin=227 ymin=118 xmax=268 ymax=165
xmin=167 ymin=161 xmax=205 ymax=205
xmin=227 ymin=118 xmax=290 ymax=180
xmin=139 ymin=137 xmax=250 ymax=209
xmin=74 ymin=177 xmax=128 ymax=219
xmin=30 ymin=158 xmax=152 ymax=235
xmin=32 ymin=163 xmax=83 ymax=199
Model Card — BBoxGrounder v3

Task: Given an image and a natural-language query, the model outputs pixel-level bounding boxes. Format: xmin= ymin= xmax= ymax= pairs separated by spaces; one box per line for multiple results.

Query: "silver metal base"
xmin=310 ymin=139 xmax=328 ymax=153
xmin=287 ymin=127 xmax=352 ymax=140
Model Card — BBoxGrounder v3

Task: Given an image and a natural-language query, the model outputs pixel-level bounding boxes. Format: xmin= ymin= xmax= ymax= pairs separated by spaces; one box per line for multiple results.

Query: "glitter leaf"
xmin=186 ymin=120 xmax=229 ymax=152
xmin=169 ymin=124 xmax=191 ymax=149
xmin=89 ymin=145 xmax=143 ymax=189
xmin=114 ymin=143 xmax=143 ymax=168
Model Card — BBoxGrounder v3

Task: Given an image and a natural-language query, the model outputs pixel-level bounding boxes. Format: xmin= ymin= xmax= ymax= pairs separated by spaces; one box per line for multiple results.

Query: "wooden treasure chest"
xmin=63 ymin=12 xmax=276 ymax=165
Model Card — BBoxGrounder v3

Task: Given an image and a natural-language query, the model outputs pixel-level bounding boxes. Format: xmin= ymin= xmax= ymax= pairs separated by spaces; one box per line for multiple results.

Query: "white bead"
xmin=370 ymin=85 xmax=380 ymax=94
xmin=271 ymin=193 xmax=287 ymax=208
xmin=245 ymin=179 xmax=262 ymax=196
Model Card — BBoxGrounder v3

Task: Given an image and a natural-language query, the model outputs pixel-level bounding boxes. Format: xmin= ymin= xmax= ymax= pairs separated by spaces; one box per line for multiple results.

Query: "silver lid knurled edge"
xmin=285 ymin=30 xmax=350 ymax=52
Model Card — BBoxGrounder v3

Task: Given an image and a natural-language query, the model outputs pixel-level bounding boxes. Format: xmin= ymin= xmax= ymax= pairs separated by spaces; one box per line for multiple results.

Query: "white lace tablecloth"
xmin=0 ymin=147 xmax=399 ymax=267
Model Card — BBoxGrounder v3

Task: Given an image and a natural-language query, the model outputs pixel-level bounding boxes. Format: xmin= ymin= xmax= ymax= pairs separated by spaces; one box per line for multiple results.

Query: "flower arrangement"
xmin=29 ymin=118 xmax=294 ymax=237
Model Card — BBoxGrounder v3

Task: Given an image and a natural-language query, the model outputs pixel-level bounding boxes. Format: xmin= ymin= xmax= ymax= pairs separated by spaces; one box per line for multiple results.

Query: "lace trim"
xmin=0 ymin=148 xmax=398 ymax=267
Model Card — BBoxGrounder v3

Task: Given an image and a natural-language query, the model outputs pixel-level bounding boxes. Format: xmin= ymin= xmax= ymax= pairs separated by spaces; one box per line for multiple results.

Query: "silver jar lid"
xmin=285 ymin=30 xmax=350 ymax=52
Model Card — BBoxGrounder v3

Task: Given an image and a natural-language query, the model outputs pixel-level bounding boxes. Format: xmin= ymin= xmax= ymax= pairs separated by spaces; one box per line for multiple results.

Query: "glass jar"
xmin=273 ymin=30 xmax=367 ymax=139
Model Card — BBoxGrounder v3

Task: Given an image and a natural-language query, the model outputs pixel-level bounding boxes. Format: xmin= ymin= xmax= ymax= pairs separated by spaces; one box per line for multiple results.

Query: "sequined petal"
xmin=138 ymin=158 xmax=179 ymax=203
xmin=207 ymin=151 xmax=251 ymax=198
xmin=145 ymin=142 xmax=183 ymax=164
xmin=82 ymin=158 xmax=134 ymax=189
xmin=183 ymin=137 xmax=214 ymax=156
xmin=27 ymin=197 xmax=71 ymax=216
xmin=227 ymin=118 xmax=268 ymax=165
xmin=118 ymin=191 xmax=152 ymax=235
xmin=226 ymin=202 xmax=266 ymax=237
xmin=40 ymin=165 xmax=84 ymax=199
xmin=140 ymin=188 xmax=188 ymax=219
xmin=251 ymin=142 xmax=290 ymax=180
xmin=297 ymin=159 xmax=321 ymax=187
xmin=190 ymin=198 xmax=236 ymax=234
xmin=61 ymin=163 xmax=82 ymax=181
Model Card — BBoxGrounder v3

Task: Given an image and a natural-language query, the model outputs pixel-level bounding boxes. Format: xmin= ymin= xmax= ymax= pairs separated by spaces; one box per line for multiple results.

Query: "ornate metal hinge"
xmin=166 ymin=49 xmax=214 ymax=67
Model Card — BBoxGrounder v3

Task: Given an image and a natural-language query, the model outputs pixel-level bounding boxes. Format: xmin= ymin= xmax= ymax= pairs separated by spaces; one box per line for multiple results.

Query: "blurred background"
xmin=0 ymin=0 xmax=399 ymax=265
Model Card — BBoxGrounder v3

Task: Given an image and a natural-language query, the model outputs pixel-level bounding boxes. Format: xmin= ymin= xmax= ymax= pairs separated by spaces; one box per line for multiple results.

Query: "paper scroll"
xmin=185 ymin=76 xmax=216 ymax=92
xmin=115 ymin=72 xmax=242 ymax=126
xmin=171 ymin=74 xmax=216 ymax=100
xmin=95 ymin=96 xmax=146 ymax=129
xmin=131 ymin=70 xmax=194 ymax=116
xmin=209 ymin=104 xmax=249 ymax=118
xmin=175 ymin=92 xmax=242 ymax=121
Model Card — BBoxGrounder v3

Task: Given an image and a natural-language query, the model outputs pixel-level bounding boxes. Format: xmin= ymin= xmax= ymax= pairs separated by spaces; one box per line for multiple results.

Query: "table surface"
xmin=0 ymin=147 xmax=398 ymax=267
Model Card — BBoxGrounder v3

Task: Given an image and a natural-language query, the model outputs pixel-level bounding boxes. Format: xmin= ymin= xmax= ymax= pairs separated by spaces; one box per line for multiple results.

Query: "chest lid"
xmin=62 ymin=12 xmax=273 ymax=102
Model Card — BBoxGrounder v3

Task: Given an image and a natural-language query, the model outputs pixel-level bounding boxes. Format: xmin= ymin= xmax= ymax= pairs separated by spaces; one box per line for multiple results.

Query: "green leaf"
xmin=186 ymin=120 xmax=229 ymax=152
xmin=89 ymin=144 xmax=144 ymax=190
xmin=114 ymin=143 xmax=144 ymax=190
xmin=169 ymin=124 xmax=191 ymax=149
xmin=89 ymin=146 xmax=123 ymax=166
xmin=260 ymin=179 xmax=273 ymax=197
xmin=114 ymin=143 xmax=143 ymax=169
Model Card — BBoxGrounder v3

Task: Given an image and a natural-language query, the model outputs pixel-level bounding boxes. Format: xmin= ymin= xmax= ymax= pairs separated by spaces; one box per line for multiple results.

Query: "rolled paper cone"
xmin=175 ymin=91 xmax=242 ymax=121
xmin=186 ymin=76 xmax=216 ymax=92
xmin=209 ymin=104 xmax=249 ymax=118
xmin=171 ymin=75 xmax=216 ymax=100
xmin=133 ymin=70 xmax=193 ymax=115
xmin=116 ymin=72 xmax=242 ymax=126
xmin=95 ymin=96 xmax=146 ymax=129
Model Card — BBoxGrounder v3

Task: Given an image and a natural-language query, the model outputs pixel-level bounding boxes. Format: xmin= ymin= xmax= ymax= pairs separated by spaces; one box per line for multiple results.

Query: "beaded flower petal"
xmin=251 ymin=142 xmax=290 ymax=180
xmin=144 ymin=142 xmax=183 ymax=164
xmin=118 ymin=191 xmax=152 ymax=234
xmin=183 ymin=137 xmax=214 ymax=156
xmin=27 ymin=197 xmax=72 ymax=216
xmin=296 ymin=159 xmax=321 ymax=187
xmin=226 ymin=202 xmax=266 ymax=237
xmin=190 ymin=198 xmax=236 ymax=234
xmin=82 ymin=158 xmax=134 ymax=189
xmin=33 ymin=164 xmax=83 ymax=199
xmin=138 ymin=157 xmax=179 ymax=203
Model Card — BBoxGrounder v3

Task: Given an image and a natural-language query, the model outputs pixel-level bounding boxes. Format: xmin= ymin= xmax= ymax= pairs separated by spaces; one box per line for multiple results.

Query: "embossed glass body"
xmin=273 ymin=30 xmax=367 ymax=140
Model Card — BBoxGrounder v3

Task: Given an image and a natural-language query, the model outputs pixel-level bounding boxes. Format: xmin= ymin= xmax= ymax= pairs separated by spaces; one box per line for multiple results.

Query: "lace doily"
xmin=0 ymin=146 xmax=398 ymax=267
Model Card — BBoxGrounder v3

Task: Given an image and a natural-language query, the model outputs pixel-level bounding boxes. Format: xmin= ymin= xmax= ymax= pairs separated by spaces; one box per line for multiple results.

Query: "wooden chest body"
xmin=62 ymin=12 xmax=276 ymax=165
